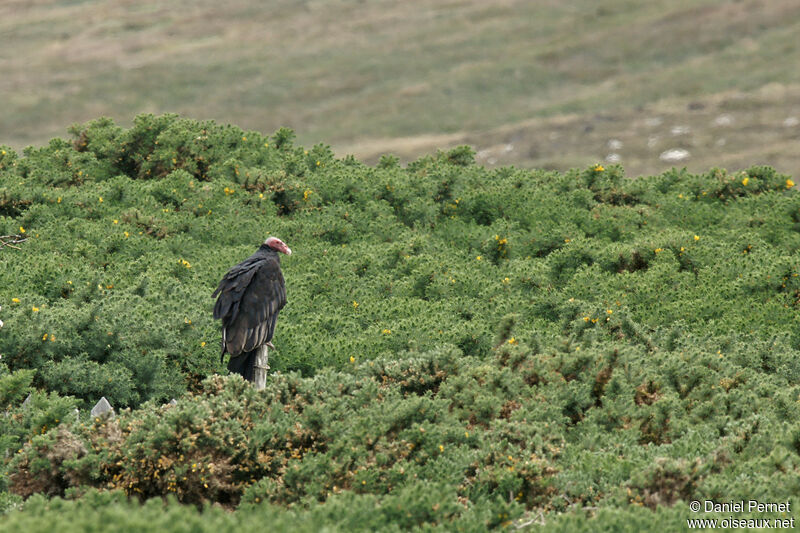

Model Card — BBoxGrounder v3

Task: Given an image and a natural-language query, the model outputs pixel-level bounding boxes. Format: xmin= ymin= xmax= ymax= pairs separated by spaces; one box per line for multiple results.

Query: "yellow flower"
xmin=32 ymin=306 xmax=39 ymax=312
xmin=349 ymin=356 xmax=355 ymax=363
xmin=352 ymin=301 xmax=358 ymax=309
xmin=742 ymin=177 xmax=749 ymax=186
xmin=19 ymin=226 xmax=25 ymax=233
xmin=476 ymin=255 xmax=482 ymax=261
xmin=242 ymin=136 xmax=247 ymax=142
xmin=565 ymin=238 xmax=571 ymax=243
xmin=594 ymin=164 xmax=604 ymax=172
xmin=654 ymin=248 xmax=662 ymax=253
xmin=201 ymin=341 xmax=206 ymax=347
xmin=316 ymin=161 xmax=321 ymax=167
xmin=503 ymin=277 xmax=510 ymax=284
xmin=12 ymin=298 xmax=20 ymax=303
xmin=607 ymin=309 xmax=613 ymax=314
xmin=43 ymin=333 xmax=48 ymax=341
xmin=124 ymin=231 xmax=129 ymax=238
xmin=303 ymin=189 xmax=312 ymax=201
xmin=382 ymin=329 xmax=391 ymax=334
xmin=694 ymin=235 xmax=700 ymax=241
xmin=98 ymin=196 xmax=103 ymax=203
xmin=439 ymin=445 xmax=444 ymax=452
xmin=57 ymin=197 xmax=62 ymax=203
xmin=113 ymin=219 xmax=118 ymax=224
xmin=787 ymin=179 xmax=795 ymax=188
xmin=508 ymin=337 xmax=517 ymax=345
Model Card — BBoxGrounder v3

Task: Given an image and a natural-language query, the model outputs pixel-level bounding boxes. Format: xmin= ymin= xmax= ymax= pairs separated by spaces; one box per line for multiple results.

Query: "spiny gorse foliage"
xmin=1 ymin=114 xmax=800 ymax=530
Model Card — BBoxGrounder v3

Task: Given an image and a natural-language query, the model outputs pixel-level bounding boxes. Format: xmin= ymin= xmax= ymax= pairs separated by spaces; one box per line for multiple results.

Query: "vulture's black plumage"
xmin=212 ymin=237 xmax=291 ymax=381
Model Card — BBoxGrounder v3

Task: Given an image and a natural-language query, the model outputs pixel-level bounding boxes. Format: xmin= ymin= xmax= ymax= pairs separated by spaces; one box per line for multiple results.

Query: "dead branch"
xmin=0 ymin=234 xmax=27 ymax=250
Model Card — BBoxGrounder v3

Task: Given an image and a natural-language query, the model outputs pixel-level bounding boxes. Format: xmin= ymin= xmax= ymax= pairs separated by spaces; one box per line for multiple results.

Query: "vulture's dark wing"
xmin=212 ymin=253 xmax=286 ymax=357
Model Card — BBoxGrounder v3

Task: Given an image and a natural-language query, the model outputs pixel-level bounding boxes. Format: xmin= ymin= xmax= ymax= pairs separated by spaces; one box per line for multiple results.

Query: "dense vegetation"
xmin=1 ymin=114 xmax=799 ymax=531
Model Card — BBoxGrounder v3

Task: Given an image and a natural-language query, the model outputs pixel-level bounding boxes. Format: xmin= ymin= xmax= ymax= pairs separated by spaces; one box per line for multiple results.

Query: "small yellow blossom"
xmin=694 ymin=235 xmax=700 ymax=241
xmin=19 ymin=226 xmax=25 ymax=233
xmin=787 ymin=179 xmax=795 ymax=188
xmin=565 ymin=238 xmax=571 ymax=243
xmin=583 ymin=316 xmax=590 ymax=322
xmin=57 ymin=197 xmax=62 ymax=203
xmin=113 ymin=219 xmax=118 ymax=224
xmin=352 ymin=301 xmax=358 ymax=309
xmin=224 ymin=187 xmax=234 ymax=196
xmin=303 ymin=189 xmax=312 ymax=201
xmin=201 ymin=341 xmax=206 ymax=347
xmin=98 ymin=196 xmax=103 ymax=203
xmin=508 ymin=337 xmax=517 ymax=345
xmin=50 ymin=335 xmax=55 ymax=342
xmin=607 ymin=309 xmax=613 ymax=314
xmin=742 ymin=177 xmax=749 ymax=186
xmin=242 ymin=136 xmax=247 ymax=142
xmin=382 ymin=329 xmax=391 ymax=334
xmin=439 ymin=445 xmax=444 ymax=452
xmin=654 ymin=248 xmax=662 ymax=253
xmin=476 ymin=255 xmax=482 ymax=261
xmin=124 ymin=231 xmax=129 ymax=238
xmin=503 ymin=277 xmax=510 ymax=284
xmin=259 ymin=193 xmax=264 ymax=199
xmin=316 ymin=161 xmax=321 ymax=167
xmin=32 ymin=306 xmax=39 ymax=312
xmin=179 ymin=259 xmax=192 ymax=269
xmin=349 ymin=356 xmax=355 ymax=363
xmin=12 ymin=298 xmax=20 ymax=303
xmin=43 ymin=333 xmax=48 ymax=341
xmin=594 ymin=164 xmax=604 ymax=172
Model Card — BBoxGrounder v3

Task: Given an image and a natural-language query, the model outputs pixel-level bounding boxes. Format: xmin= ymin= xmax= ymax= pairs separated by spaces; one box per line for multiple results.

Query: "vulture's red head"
xmin=265 ymin=236 xmax=292 ymax=255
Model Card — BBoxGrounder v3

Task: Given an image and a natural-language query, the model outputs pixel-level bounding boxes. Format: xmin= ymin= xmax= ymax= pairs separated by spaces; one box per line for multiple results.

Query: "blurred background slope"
xmin=1 ymin=0 xmax=798 ymax=176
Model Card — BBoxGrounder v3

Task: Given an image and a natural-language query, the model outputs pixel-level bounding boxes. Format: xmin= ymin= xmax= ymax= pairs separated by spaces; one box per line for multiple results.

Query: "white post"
xmin=254 ymin=344 xmax=269 ymax=390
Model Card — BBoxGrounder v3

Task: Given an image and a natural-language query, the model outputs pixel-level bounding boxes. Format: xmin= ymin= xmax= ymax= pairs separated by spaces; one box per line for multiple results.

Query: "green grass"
xmin=2 ymin=0 xmax=799 ymax=176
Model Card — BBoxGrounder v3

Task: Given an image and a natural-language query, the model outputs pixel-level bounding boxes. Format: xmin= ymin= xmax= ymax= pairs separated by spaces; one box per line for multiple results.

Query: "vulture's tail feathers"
xmin=227 ymin=349 xmax=258 ymax=382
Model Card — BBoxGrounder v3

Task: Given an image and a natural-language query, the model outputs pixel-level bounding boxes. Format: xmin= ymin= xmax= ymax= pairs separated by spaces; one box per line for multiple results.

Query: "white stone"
xmin=671 ymin=125 xmax=691 ymax=136
xmin=607 ymin=139 xmax=623 ymax=150
xmin=91 ymin=397 xmax=114 ymax=418
xmin=713 ymin=114 xmax=733 ymax=126
xmin=645 ymin=117 xmax=663 ymax=127
xmin=660 ymin=149 xmax=690 ymax=162
xmin=606 ymin=153 xmax=621 ymax=163
xmin=784 ymin=117 xmax=799 ymax=127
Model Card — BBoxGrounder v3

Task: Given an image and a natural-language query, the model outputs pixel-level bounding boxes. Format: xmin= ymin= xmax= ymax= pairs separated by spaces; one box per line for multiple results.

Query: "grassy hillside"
xmin=1 ymin=115 xmax=800 ymax=530
xmin=2 ymin=0 xmax=799 ymax=177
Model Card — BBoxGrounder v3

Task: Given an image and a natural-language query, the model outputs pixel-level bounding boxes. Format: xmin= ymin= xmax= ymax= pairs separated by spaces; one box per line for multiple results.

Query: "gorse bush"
xmin=1 ymin=114 xmax=799 ymax=530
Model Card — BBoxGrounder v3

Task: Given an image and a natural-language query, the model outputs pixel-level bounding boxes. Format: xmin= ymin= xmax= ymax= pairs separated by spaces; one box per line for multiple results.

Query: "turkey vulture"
xmin=212 ymin=236 xmax=291 ymax=381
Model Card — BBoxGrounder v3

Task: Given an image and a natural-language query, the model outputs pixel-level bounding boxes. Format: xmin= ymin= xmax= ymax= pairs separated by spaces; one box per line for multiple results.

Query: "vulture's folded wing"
xmin=222 ymin=256 xmax=287 ymax=355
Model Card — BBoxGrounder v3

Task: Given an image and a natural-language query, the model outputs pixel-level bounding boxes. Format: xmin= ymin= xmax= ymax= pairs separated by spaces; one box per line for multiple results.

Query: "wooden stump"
xmin=254 ymin=344 xmax=269 ymax=390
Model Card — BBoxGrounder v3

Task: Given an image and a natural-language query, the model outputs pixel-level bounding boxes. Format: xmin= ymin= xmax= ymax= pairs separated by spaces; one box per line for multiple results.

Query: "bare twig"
xmin=513 ymin=511 xmax=546 ymax=529
xmin=0 ymin=234 xmax=27 ymax=250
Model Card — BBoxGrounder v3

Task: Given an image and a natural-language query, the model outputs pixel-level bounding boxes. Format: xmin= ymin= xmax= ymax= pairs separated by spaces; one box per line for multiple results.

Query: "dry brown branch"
xmin=0 ymin=234 xmax=27 ymax=250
